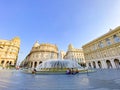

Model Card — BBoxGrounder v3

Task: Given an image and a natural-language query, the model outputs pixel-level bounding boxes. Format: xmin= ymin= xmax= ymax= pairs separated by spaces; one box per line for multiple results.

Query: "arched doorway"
xmin=6 ymin=61 xmax=9 ymax=66
xmin=106 ymin=60 xmax=112 ymax=69
xmin=39 ymin=61 xmax=42 ymax=64
xmin=88 ymin=63 xmax=91 ymax=68
xmin=114 ymin=59 xmax=120 ymax=68
xmin=98 ymin=61 xmax=102 ymax=68
xmin=1 ymin=60 xmax=4 ymax=65
xmin=34 ymin=62 xmax=37 ymax=68
xmin=92 ymin=61 xmax=96 ymax=68
xmin=9 ymin=61 xmax=12 ymax=65
xmin=31 ymin=62 xmax=33 ymax=68
xmin=6 ymin=61 xmax=9 ymax=64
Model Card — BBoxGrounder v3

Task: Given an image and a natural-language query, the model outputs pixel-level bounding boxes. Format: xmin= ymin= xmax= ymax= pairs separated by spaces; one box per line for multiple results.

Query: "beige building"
xmin=64 ymin=44 xmax=85 ymax=66
xmin=82 ymin=26 xmax=120 ymax=69
xmin=21 ymin=41 xmax=58 ymax=68
xmin=59 ymin=50 xmax=66 ymax=60
xmin=0 ymin=37 xmax=20 ymax=68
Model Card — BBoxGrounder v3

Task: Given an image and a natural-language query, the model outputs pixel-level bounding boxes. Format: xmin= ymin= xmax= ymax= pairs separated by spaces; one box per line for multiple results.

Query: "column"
xmin=95 ymin=61 xmax=99 ymax=69
xmin=86 ymin=63 xmax=89 ymax=68
xmin=30 ymin=62 xmax=32 ymax=68
xmin=3 ymin=60 xmax=7 ymax=68
xmin=101 ymin=60 xmax=107 ymax=69
xmin=110 ymin=59 xmax=116 ymax=68
xmin=90 ymin=62 xmax=94 ymax=68
xmin=37 ymin=61 xmax=39 ymax=67
xmin=29 ymin=62 xmax=31 ymax=68
xmin=110 ymin=37 xmax=115 ymax=44
xmin=32 ymin=61 xmax=35 ymax=68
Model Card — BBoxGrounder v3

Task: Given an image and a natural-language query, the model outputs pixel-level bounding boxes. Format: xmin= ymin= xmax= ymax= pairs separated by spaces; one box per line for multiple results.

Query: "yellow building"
xmin=21 ymin=41 xmax=58 ymax=68
xmin=82 ymin=26 xmax=120 ymax=69
xmin=0 ymin=37 xmax=20 ymax=68
xmin=64 ymin=44 xmax=85 ymax=66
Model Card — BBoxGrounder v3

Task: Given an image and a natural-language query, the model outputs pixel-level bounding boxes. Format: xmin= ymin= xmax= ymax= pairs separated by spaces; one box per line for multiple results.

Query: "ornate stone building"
xmin=64 ymin=44 xmax=85 ymax=66
xmin=21 ymin=42 xmax=58 ymax=68
xmin=59 ymin=50 xmax=66 ymax=60
xmin=0 ymin=37 xmax=20 ymax=68
xmin=82 ymin=26 xmax=120 ymax=69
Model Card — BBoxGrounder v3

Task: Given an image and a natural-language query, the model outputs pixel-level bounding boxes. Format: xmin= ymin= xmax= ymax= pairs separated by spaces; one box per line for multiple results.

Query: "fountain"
xmin=25 ymin=59 xmax=88 ymax=75
xmin=37 ymin=59 xmax=81 ymax=68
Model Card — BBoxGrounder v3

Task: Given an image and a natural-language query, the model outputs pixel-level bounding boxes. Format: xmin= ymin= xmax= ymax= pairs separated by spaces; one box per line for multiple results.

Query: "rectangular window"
xmin=98 ymin=41 xmax=104 ymax=48
xmin=113 ymin=35 xmax=120 ymax=43
xmin=106 ymin=38 xmax=111 ymax=45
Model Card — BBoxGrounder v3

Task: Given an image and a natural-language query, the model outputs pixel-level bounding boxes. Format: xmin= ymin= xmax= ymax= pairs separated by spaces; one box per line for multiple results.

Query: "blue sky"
xmin=0 ymin=0 xmax=120 ymax=63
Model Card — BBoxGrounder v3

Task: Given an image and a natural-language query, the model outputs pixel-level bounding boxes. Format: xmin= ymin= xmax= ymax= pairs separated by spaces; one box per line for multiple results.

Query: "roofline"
xmin=82 ymin=26 xmax=120 ymax=47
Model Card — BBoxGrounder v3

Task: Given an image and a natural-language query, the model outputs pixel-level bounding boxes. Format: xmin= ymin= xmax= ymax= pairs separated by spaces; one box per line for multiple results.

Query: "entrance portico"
xmin=86 ymin=58 xmax=120 ymax=69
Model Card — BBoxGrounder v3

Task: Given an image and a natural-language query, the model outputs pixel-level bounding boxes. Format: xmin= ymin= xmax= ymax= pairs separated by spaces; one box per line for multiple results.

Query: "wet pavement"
xmin=0 ymin=69 xmax=120 ymax=90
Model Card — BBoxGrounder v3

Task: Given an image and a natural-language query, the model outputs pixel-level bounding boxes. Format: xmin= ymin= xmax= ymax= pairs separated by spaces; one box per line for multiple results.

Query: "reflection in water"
xmin=80 ymin=77 xmax=89 ymax=86
xmin=0 ymin=69 xmax=120 ymax=90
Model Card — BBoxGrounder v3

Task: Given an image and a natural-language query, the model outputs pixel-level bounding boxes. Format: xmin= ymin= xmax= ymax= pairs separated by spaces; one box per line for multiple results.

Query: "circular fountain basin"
xmin=29 ymin=59 xmax=87 ymax=74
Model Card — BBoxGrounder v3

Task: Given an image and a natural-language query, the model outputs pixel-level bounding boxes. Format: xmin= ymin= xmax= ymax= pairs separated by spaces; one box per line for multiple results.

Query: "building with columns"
xmin=82 ymin=26 xmax=120 ymax=69
xmin=21 ymin=42 xmax=58 ymax=68
xmin=64 ymin=44 xmax=85 ymax=66
xmin=0 ymin=37 xmax=20 ymax=68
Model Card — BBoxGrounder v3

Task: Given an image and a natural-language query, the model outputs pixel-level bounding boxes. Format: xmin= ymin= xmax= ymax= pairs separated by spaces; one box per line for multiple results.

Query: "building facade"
xmin=0 ymin=37 xmax=20 ymax=68
xmin=82 ymin=26 xmax=120 ymax=69
xmin=64 ymin=44 xmax=85 ymax=66
xmin=59 ymin=50 xmax=66 ymax=60
xmin=21 ymin=41 xmax=58 ymax=68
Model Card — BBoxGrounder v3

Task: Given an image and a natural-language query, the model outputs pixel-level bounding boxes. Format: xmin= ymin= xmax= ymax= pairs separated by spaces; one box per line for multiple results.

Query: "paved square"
xmin=0 ymin=69 xmax=120 ymax=90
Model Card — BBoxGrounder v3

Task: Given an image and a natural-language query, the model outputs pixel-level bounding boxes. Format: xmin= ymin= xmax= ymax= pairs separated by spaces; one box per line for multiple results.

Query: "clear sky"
xmin=0 ymin=0 xmax=120 ymax=64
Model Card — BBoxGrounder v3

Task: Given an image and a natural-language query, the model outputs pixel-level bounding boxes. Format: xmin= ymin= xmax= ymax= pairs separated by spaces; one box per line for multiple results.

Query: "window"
xmin=113 ymin=35 xmax=120 ymax=43
xmin=98 ymin=41 xmax=104 ymax=48
xmin=106 ymin=38 xmax=111 ymax=45
xmin=93 ymin=44 xmax=97 ymax=50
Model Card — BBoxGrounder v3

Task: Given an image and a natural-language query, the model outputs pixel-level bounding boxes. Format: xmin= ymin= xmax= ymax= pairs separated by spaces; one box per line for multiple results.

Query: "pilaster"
xmin=32 ymin=61 xmax=35 ymax=68
xmin=110 ymin=59 xmax=116 ymax=68
xmin=95 ymin=61 xmax=99 ymax=68
xmin=101 ymin=60 xmax=107 ymax=69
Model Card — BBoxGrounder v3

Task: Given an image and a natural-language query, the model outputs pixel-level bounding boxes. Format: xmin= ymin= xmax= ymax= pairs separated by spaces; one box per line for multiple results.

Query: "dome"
xmin=11 ymin=37 xmax=20 ymax=42
xmin=68 ymin=44 xmax=74 ymax=51
xmin=12 ymin=37 xmax=20 ymax=40
xmin=33 ymin=41 xmax=39 ymax=47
